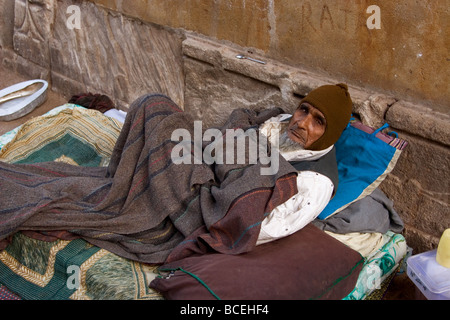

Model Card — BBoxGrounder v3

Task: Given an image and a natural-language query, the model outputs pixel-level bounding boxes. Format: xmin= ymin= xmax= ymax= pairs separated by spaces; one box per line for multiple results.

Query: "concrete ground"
xmin=0 ymin=65 xmax=426 ymax=300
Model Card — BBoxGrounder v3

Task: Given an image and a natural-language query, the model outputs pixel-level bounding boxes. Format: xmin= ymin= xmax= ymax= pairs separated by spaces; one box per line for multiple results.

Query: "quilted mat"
xmin=0 ymin=106 xmax=162 ymax=300
xmin=0 ymin=233 xmax=161 ymax=300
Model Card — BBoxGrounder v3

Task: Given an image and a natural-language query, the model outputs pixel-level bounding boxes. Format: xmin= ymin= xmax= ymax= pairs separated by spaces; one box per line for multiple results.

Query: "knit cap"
xmin=300 ymin=83 xmax=353 ymax=151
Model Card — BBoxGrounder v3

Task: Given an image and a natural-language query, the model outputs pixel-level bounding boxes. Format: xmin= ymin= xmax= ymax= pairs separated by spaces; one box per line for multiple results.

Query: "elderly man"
xmin=257 ymin=83 xmax=353 ymax=244
xmin=0 ymin=84 xmax=352 ymax=264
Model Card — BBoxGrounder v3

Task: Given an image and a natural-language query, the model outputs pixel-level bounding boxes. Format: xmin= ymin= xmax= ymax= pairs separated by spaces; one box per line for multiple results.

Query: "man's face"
xmin=287 ymin=102 xmax=326 ymax=149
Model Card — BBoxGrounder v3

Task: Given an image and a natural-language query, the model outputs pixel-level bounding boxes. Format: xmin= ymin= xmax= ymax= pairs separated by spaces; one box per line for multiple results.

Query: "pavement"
xmin=0 ymin=65 xmax=67 ymax=135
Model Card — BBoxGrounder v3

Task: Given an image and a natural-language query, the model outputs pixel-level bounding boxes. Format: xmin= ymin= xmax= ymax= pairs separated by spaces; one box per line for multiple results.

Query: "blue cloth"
xmin=318 ymin=121 xmax=405 ymax=220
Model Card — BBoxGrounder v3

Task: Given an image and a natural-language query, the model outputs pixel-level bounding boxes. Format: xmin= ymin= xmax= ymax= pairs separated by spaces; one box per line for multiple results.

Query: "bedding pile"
xmin=0 ymin=104 xmax=163 ymax=299
xmin=0 ymin=94 xmax=298 ymax=264
xmin=0 ymin=96 xmax=408 ymax=300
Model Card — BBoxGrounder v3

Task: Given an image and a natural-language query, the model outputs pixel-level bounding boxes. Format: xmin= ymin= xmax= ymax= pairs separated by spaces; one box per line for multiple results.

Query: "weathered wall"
xmin=1 ymin=0 xmax=185 ymax=108
xmin=0 ymin=0 xmax=448 ymax=253
xmin=91 ymin=0 xmax=449 ymax=113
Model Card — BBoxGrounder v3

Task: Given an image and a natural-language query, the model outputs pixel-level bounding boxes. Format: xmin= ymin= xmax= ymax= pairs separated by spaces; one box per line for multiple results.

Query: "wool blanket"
xmin=0 ymin=94 xmax=298 ymax=264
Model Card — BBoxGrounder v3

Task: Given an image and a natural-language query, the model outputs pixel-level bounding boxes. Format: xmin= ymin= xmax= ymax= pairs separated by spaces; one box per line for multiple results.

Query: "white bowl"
xmin=0 ymin=79 xmax=48 ymax=121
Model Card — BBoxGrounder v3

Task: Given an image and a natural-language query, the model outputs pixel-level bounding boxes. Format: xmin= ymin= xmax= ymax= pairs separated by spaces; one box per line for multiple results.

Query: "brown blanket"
xmin=0 ymin=94 xmax=298 ymax=264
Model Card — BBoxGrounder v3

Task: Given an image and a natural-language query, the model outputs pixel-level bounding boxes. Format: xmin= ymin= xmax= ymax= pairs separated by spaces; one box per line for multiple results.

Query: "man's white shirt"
xmin=257 ymin=115 xmax=334 ymax=245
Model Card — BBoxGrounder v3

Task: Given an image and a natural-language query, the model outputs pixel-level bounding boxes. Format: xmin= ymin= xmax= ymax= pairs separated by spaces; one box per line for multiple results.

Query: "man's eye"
xmin=299 ymin=105 xmax=309 ymax=113
xmin=315 ymin=117 xmax=325 ymax=126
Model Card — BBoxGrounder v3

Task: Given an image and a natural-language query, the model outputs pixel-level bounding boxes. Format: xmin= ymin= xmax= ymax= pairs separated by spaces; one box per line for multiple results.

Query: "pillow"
xmin=317 ymin=120 xmax=407 ymax=220
xmin=150 ymin=224 xmax=364 ymax=300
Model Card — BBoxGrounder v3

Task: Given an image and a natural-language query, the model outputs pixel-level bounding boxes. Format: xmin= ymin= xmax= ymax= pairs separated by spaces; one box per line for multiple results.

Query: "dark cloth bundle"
xmin=0 ymin=94 xmax=298 ymax=264
xmin=68 ymin=92 xmax=115 ymax=113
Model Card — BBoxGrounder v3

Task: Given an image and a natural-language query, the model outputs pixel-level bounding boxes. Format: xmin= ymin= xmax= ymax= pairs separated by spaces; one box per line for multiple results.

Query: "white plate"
xmin=0 ymin=79 xmax=48 ymax=121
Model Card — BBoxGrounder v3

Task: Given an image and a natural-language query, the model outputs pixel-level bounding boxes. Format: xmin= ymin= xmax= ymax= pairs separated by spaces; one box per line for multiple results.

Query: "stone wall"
xmin=89 ymin=0 xmax=449 ymax=113
xmin=0 ymin=0 xmax=448 ymax=253
xmin=0 ymin=0 xmax=185 ymax=108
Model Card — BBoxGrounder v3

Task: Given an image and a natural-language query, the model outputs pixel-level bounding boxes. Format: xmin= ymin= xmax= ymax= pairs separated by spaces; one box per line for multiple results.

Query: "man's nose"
xmin=295 ymin=114 xmax=313 ymax=130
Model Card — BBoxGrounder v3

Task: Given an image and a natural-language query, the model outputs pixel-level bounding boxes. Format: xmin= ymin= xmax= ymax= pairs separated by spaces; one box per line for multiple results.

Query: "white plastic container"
xmin=407 ymin=249 xmax=450 ymax=300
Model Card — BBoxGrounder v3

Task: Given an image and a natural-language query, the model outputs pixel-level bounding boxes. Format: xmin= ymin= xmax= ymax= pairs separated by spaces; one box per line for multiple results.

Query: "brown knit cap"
xmin=300 ymin=83 xmax=353 ymax=151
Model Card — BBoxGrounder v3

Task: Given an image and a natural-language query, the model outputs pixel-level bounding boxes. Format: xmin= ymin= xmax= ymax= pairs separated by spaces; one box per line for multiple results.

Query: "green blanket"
xmin=0 ymin=105 xmax=161 ymax=299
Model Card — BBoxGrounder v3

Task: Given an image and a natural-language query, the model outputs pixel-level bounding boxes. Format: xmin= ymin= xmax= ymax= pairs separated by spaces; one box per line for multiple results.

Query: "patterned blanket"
xmin=0 ymin=105 xmax=162 ymax=299
xmin=344 ymin=231 xmax=407 ymax=300
xmin=0 ymin=232 xmax=161 ymax=300
xmin=0 ymin=94 xmax=298 ymax=265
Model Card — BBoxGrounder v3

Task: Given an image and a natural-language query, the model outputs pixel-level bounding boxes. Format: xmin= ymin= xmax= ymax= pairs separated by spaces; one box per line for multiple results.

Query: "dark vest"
xmin=288 ymin=146 xmax=339 ymax=198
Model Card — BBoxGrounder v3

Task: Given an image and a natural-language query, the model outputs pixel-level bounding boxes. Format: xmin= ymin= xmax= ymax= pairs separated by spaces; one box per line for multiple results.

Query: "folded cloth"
xmin=104 ymin=109 xmax=127 ymax=124
xmin=324 ymin=231 xmax=387 ymax=258
xmin=0 ymin=94 xmax=298 ymax=264
xmin=312 ymin=188 xmax=404 ymax=234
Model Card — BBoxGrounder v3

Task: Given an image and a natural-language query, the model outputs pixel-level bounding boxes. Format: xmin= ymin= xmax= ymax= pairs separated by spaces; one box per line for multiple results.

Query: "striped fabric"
xmin=0 ymin=94 xmax=298 ymax=265
xmin=0 ymin=104 xmax=80 ymax=151
xmin=0 ymin=106 xmax=122 ymax=166
xmin=350 ymin=120 xmax=408 ymax=150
